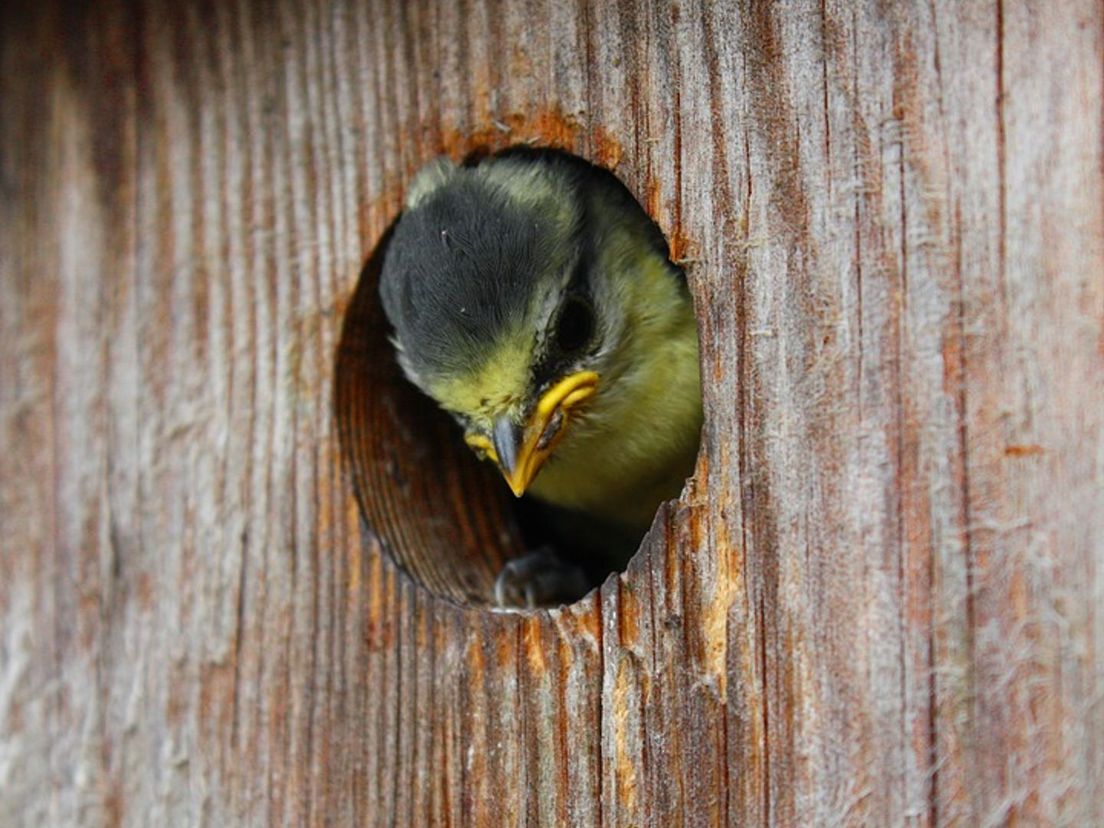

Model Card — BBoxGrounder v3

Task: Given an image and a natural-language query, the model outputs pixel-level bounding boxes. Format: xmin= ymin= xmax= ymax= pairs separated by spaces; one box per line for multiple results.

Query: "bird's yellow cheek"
xmin=462 ymin=370 xmax=600 ymax=497
xmin=464 ymin=432 xmax=499 ymax=464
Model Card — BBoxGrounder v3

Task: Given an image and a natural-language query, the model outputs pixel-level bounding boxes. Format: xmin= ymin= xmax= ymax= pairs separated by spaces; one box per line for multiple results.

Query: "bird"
xmin=379 ymin=146 xmax=702 ymax=606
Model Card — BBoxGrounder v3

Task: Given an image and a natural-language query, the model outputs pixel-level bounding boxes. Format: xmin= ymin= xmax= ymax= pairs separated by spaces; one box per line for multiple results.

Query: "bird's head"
xmin=379 ymin=148 xmax=675 ymax=498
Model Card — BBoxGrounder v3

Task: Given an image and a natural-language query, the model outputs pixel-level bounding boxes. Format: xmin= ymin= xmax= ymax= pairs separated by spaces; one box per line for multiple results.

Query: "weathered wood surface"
xmin=2 ymin=1 xmax=1102 ymax=825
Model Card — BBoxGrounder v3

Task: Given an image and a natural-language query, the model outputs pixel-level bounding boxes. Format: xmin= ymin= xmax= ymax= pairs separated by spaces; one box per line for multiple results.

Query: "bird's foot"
xmin=493 ymin=549 xmax=590 ymax=609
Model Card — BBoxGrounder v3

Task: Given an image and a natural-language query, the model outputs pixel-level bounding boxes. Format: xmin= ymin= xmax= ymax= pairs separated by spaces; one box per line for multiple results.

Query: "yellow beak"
xmin=468 ymin=371 xmax=599 ymax=497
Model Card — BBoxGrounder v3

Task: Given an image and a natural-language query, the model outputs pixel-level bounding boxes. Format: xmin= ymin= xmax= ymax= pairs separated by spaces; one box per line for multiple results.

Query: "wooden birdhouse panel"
xmin=1 ymin=0 xmax=1102 ymax=825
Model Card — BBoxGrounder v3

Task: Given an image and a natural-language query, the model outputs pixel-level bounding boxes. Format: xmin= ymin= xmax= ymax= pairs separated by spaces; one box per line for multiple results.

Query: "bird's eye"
xmin=554 ymin=296 xmax=595 ymax=354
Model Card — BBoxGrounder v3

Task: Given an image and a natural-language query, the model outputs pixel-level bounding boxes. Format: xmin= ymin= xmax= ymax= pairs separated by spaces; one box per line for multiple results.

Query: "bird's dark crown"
xmin=379 ymin=147 xmax=671 ymax=399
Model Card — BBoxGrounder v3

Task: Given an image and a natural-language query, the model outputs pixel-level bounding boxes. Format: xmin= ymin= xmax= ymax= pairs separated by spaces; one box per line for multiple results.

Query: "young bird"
xmin=379 ymin=147 xmax=702 ymax=606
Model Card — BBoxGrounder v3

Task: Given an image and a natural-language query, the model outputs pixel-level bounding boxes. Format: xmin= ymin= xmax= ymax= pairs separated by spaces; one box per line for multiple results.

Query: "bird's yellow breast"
xmin=528 ymin=251 xmax=702 ymax=529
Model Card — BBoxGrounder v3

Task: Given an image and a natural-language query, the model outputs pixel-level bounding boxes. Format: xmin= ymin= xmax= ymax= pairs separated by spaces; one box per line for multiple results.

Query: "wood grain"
xmin=2 ymin=0 xmax=1102 ymax=825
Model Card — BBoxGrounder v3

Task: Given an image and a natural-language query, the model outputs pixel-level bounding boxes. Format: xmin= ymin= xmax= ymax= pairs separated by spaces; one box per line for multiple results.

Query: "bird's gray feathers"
xmin=380 ymin=162 xmax=574 ymax=387
xmin=403 ymin=156 xmax=459 ymax=210
xmin=377 ymin=147 xmax=702 ymax=535
xmin=379 ymin=147 xmax=676 ymax=393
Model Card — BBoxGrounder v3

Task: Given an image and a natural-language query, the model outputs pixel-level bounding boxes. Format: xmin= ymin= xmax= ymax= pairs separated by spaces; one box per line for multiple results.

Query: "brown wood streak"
xmin=1 ymin=0 xmax=1102 ymax=825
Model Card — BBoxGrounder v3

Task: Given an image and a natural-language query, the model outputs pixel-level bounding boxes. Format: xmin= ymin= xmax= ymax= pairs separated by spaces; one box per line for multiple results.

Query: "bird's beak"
xmin=490 ymin=370 xmax=599 ymax=497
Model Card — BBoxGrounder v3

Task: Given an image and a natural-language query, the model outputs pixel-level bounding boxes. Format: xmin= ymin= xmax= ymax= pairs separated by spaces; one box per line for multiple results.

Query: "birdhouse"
xmin=2 ymin=1 xmax=1102 ymax=825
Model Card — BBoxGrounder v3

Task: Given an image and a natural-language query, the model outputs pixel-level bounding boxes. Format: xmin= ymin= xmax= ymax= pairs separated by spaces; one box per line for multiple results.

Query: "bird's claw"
xmin=493 ymin=549 xmax=589 ymax=609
